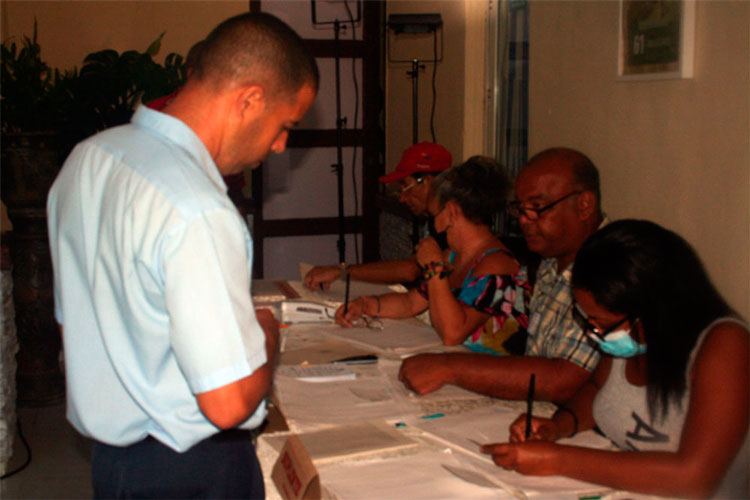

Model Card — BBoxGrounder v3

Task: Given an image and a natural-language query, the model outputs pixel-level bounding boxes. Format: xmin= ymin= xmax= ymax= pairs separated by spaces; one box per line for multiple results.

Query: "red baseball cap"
xmin=379 ymin=142 xmax=452 ymax=183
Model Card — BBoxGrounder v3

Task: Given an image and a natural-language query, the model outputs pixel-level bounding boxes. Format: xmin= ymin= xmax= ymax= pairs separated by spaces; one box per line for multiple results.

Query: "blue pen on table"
xmin=525 ymin=373 xmax=535 ymax=440
xmin=420 ymin=413 xmax=444 ymax=420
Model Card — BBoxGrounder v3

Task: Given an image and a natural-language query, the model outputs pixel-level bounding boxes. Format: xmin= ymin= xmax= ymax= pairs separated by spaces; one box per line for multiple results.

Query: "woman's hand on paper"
xmin=304 ymin=265 xmax=340 ymax=290
xmin=509 ymin=414 xmax=560 ymax=443
xmin=334 ymin=296 xmax=367 ymax=327
xmin=480 ymin=441 xmax=562 ymax=476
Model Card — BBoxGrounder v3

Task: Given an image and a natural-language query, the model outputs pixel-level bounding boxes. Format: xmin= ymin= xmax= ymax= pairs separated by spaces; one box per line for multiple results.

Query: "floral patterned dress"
xmin=418 ymin=248 xmax=531 ymax=355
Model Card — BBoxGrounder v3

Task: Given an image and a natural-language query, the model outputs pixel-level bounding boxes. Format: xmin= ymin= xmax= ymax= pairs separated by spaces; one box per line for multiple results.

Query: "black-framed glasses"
xmin=508 ymin=191 xmax=582 ymax=220
xmin=572 ymin=305 xmax=632 ymax=340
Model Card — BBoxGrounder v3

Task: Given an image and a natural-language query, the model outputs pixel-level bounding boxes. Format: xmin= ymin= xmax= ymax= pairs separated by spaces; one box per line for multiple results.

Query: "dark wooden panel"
xmin=304 ymin=39 xmax=365 ymax=59
xmin=258 ymin=216 xmax=361 ymax=238
xmin=287 ymin=129 xmax=361 ymax=148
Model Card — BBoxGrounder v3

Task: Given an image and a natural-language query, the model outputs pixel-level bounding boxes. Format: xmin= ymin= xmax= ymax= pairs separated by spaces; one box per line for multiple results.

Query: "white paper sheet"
xmin=296 ymin=266 xmax=406 ymax=305
xmin=279 ymin=337 xmax=376 ymax=366
xmin=325 ymin=317 xmax=444 ymax=355
xmin=272 ymin=374 xmax=419 ymax=433
xmin=409 ymin=405 xmax=615 ymax=498
xmin=297 ymin=421 xmax=419 ymax=464
xmin=318 ymin=449 xmax=518 ymax=500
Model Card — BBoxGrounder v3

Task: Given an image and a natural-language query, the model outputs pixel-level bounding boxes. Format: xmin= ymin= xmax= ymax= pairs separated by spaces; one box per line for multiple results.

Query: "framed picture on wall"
xmin=617 ymin=0 xmax=695 ymax=80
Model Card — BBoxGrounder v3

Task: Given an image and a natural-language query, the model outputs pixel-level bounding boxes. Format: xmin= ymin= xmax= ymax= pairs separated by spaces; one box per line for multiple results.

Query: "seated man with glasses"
xmin=399 ymin=147 xmax=606 ymax=404
xmin=304 ymin=142 xmax=452 ymax=290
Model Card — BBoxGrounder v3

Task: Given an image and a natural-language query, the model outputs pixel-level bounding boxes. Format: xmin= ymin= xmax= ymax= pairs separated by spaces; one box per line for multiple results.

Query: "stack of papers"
xmin=326 ymin=317 xmax=443 ymax=356
xmin=275 ymin=363 xmax=356 ymax=383
xmin=252 ymin=279 xmax=299 ymax=303
xmin=272 ymin=374 xmax=416 ymax=433
xmin=295 ymin=421 xmax=419 ymax=464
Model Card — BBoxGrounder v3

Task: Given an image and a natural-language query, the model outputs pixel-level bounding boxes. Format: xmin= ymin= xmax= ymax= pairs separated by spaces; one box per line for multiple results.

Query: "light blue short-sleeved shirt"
xmin=47 ymin=106 xmax=268 ymax=452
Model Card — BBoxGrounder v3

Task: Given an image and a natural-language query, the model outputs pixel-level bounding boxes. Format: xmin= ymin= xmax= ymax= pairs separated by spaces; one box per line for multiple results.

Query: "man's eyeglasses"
xmin=572 ymin=305 xmax=632 ymax=340
xmin=397 ymin=176 xmax=425 ymax=195
xmin=508 ymin=191 xmax=581 ymax=221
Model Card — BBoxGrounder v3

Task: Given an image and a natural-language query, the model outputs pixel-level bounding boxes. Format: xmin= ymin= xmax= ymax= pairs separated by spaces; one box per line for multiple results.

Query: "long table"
xmin=253 ymin=280 xmax=663 ymax=500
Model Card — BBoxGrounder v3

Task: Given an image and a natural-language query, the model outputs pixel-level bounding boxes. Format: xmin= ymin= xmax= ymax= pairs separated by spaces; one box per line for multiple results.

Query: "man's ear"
xmin=576 ymin=190 xmax=597 ymax=220
xmin=236 ymin=85 xmax=265 ymax=120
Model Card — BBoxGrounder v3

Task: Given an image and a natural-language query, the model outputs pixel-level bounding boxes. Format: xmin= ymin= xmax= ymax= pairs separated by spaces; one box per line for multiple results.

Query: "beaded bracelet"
xmin=554 ymin=405 xmax=579 ymax=437
xmin=421 ymin=261 xmax=453 ymax=281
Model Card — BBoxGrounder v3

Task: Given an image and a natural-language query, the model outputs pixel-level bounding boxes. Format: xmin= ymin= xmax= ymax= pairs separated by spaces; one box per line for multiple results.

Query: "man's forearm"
xmin=445 ymin=353 xmax=592 ymax=403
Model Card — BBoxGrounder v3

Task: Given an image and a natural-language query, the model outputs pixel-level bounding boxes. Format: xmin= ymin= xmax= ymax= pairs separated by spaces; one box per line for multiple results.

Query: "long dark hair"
xmin=572 ymin=219 xmax=735 ymax=421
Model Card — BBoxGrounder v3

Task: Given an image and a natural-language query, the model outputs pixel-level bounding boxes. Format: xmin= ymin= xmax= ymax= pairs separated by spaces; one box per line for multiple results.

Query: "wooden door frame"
xmin=245 ymin=0 xmax=384 ymax=278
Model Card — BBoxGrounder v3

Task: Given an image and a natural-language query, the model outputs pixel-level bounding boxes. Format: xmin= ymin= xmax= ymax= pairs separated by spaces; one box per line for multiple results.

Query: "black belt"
xmin=142 ymin=428 xmax=253 ymax=446
xmin=207 ymin=428 xmax=253 ymax=443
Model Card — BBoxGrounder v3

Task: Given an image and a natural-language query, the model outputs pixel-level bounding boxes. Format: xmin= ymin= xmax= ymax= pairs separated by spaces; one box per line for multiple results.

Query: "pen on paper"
xmin=525 ymin=373 xmax=535 ymax=440
xmin=467 ymin=437 xmax=482 ymax=447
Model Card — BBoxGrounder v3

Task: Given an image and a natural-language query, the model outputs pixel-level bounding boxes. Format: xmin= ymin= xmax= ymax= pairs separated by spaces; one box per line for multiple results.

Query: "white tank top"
xmin=592 ymin=317 xmax=749 ymax=498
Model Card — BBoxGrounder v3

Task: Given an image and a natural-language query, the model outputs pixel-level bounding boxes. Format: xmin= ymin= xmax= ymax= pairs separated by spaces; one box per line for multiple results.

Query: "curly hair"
xmin=431 ymin=155 xmax=511 ymax=227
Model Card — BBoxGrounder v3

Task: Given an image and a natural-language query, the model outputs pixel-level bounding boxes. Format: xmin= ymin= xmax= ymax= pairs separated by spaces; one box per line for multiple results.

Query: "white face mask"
xmin=591 ymin=327 xmax=647 ymax=358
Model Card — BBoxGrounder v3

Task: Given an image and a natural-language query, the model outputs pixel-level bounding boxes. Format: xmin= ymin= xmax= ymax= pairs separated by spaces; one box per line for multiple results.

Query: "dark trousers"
xmin=92 ymin=429 xmax=264 ymax=499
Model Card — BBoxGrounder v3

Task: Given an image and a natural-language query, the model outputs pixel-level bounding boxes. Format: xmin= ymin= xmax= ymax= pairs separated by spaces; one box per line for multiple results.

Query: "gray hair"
xmin=432 ymin=155 xmax=511 ymax=226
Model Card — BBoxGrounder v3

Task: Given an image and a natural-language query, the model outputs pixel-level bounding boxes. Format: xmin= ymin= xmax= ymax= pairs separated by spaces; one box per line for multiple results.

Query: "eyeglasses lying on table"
xmin=353 ymin=316 xmax=384 ymax=331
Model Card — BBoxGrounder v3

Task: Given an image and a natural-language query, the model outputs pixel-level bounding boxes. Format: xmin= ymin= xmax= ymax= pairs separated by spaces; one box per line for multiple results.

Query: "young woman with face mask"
xmin=481 ymin=219 xmax=749 ymax=498
xmin=335 ymin=156 xmax=531 ymax=355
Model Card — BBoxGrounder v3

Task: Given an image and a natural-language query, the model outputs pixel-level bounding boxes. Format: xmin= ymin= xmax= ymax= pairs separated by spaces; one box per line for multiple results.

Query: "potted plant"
xmin=1 ymin=23 xmax=185 ymax=406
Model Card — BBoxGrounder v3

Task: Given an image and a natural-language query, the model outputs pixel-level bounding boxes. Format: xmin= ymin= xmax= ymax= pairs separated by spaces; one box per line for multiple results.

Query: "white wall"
xmin=385 ymin=1 xmax=467 ymax=170
xmin=528 ymin=0 xmax=749 ymax=319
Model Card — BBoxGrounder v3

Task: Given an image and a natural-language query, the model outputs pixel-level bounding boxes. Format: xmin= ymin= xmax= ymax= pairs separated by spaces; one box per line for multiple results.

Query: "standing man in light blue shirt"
xmin=47 ymin=12 xmax=318 ymax=499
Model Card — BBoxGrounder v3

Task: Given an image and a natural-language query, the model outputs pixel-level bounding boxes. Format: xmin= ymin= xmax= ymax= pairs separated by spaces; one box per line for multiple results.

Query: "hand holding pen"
xmin=509 ymin=373 xmax=559 ymax=442
xmin=508 ymin=414 xmax=559 ymax=443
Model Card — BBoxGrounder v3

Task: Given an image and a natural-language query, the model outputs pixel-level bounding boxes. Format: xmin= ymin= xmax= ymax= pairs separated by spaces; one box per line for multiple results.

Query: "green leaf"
xmin=146 ymin=32 xmax=165 ymax=57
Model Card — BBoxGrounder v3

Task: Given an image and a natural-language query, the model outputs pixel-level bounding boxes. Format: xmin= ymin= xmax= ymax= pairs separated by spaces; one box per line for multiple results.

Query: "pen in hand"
xmin=344 ymin=273 xmax=351 ymax=315
xmin=525 ymin=373 xmax=535 ymax=440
